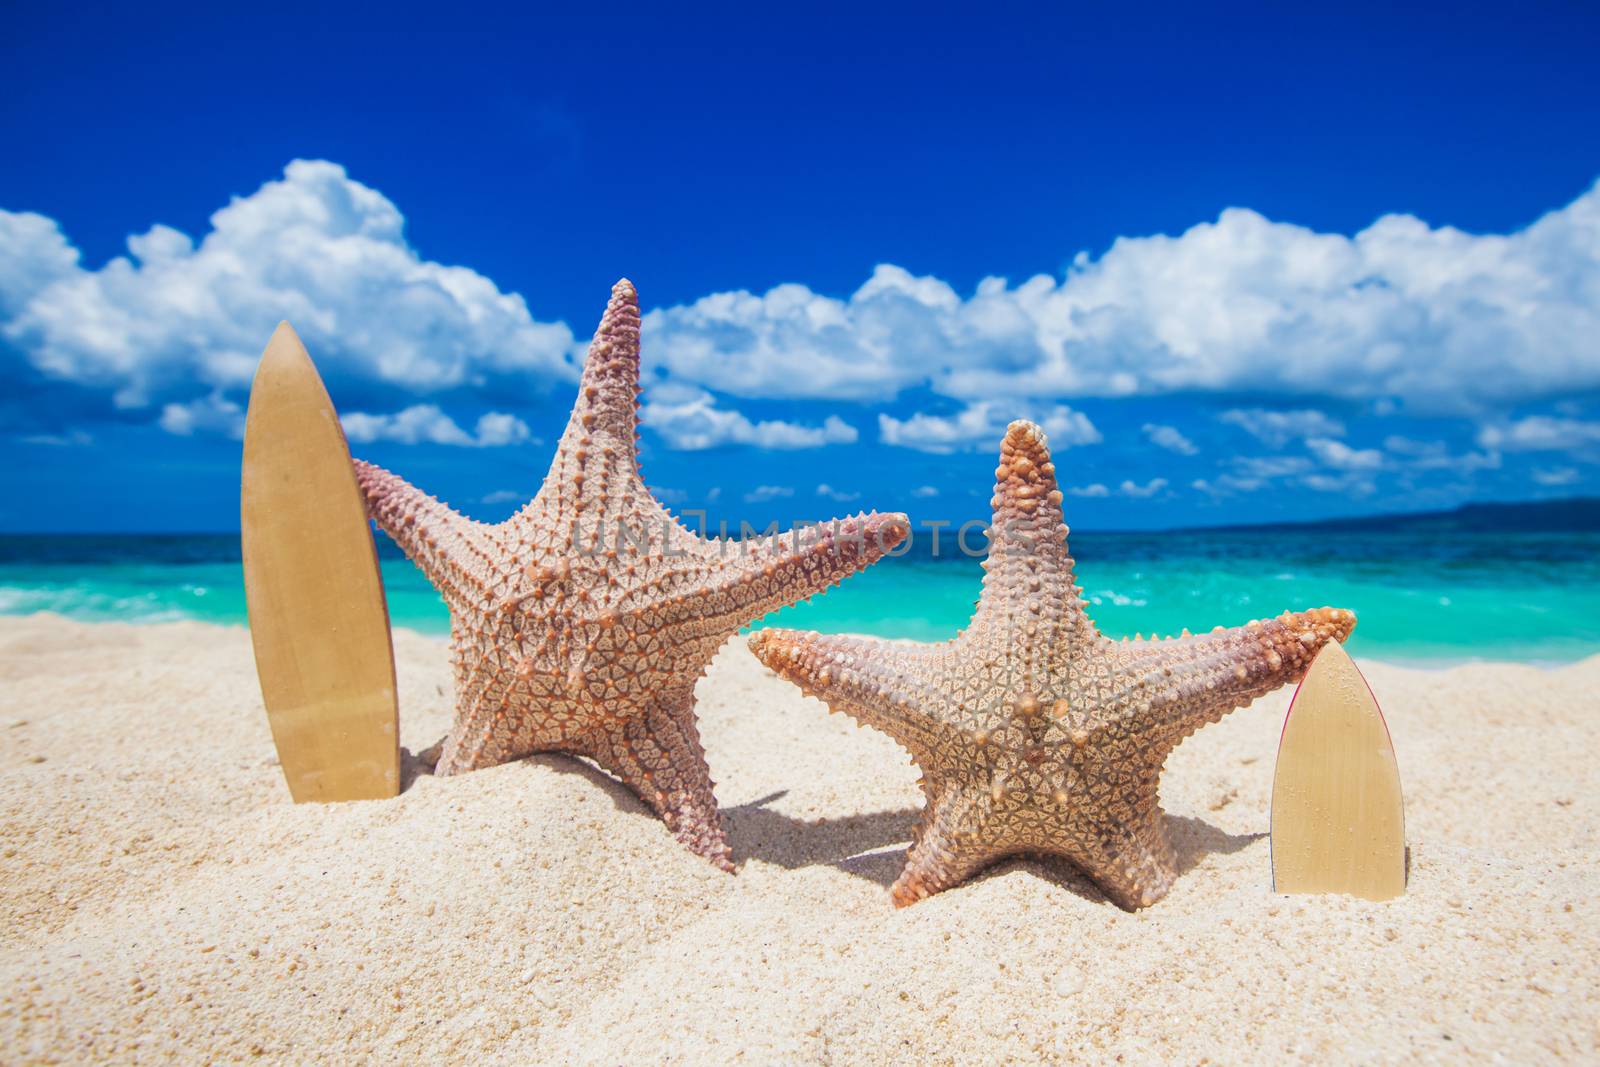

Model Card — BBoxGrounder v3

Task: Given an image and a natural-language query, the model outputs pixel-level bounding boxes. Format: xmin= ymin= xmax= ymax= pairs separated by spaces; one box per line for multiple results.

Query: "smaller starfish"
xmin=751 ymin=420 xmax=1355 ymax=908
xmin=356 ymin=280 xmax=908 ymax=869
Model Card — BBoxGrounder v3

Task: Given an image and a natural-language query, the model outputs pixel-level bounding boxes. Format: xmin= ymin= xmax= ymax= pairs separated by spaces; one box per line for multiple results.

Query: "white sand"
xmin=1 ymin=613 xmax=1597 ymax=1063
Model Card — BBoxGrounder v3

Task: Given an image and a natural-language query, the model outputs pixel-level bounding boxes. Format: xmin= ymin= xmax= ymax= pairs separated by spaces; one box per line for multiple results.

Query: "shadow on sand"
xmin=404 ymin=750 xmax=1263 ymax=906
xmin=724 ymin=790 xmax=1264 ymax=906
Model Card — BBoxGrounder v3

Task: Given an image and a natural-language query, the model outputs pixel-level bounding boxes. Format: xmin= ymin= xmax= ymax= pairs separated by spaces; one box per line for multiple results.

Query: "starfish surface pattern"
xmin=355 ymin=281 xmax=908 ymax=869
xmin=750 ymin=420 xmax=1355 ymax=908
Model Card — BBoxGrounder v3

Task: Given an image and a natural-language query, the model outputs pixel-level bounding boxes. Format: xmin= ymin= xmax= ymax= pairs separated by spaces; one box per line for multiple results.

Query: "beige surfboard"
xmin=241 ymin=322 xmax=399 ymax=802
xmin=1271 ymin=642 xmax=1405 ymax=900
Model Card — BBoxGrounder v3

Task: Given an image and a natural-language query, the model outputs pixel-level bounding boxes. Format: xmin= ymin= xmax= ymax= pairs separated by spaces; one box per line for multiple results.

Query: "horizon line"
xmin=2 ymin=493 xmax=1594 ymax=540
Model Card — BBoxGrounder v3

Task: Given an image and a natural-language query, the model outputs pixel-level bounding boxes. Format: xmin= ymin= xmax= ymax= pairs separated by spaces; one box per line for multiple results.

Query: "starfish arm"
xmin=573 ymin=687 xmax=734 ymax=871
xmin=434 ymin=661 xmax=515 ymax=774
xmin=431 ymin=623 xmax=587 ymax=776
xmin=971 ymin=422 xmax=1096 ymax=641
xmin=549 ymin=278 xmax=645 ymax=476
xmin=352 ymin=459 xmax=488 ymax=607
xmin=1067 ymin=797 xmax=1180 ymax=910
xmin=709 ymin=511 xmax=911 ymax=630
xmin=1127 ymin=607 xmax=1356 ymax=740
xmin=892 ymin=783 xmax=1008 ymax=906
xmin=748 ymin=628 xmax=965 ymax=761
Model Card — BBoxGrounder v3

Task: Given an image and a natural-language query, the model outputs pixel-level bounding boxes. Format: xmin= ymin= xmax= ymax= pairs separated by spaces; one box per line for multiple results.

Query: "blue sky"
xmin=2 ymin=2 xmax=1598 ymax=532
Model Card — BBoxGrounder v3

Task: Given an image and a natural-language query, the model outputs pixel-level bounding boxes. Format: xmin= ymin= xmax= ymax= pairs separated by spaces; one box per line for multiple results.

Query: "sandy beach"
xmin=1 ymin=613 xmax=1596 ymax=1064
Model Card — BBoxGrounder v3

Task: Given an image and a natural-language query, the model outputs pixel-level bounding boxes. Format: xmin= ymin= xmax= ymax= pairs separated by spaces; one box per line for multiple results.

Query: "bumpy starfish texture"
xmin=355 ymin=280 xmax=908 ymax=870
xmin=750 ymin=420 xmax=1355 ymax=908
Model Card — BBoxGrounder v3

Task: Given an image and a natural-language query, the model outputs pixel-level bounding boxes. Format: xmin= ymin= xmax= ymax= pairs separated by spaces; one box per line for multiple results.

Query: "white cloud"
xmin=472 ymin=411 xmax=537 ymax=447
xmin=1477 ymin=416 xmax=1600 ymax=452
xmin=1384 ymin=435 xmax=1501 ymax=475
xmin=643 ymin=180 xmax=1600 ymax=411
xmin=1142 ymin=422 xmax=1197 ymax=455
xmin=1196 ymin=455 xmax=1321 ymax=497
xmin=1305 ymin=436 xmax=1384 ymax=471
xmin=1233 ymin=455 xmax=1315 ymax=480
xmin=340 ymin=404 xmax=533 ymax=447
xmin=878 ymin=401 xmax=1100 ymax=454
xmin=1532 ymin=466 xmax=1580 ymax=487
xmin=815 ymin=483 xmax=860 ymax=502
xmin=911 ymin=485 xmax=940 ymax=498
xmin=1220 ymin=408 xmax=1345 ymax=446
xmin=481 ymin=489 xmax=523 ymax=504
xmin=1383 ymin=435 xmax=1443 ymax=459
xmin=649 ymin=486 xmax=689 ymax=505
xmin=1302 ymin=472 xmax=1377 ymax=496
xmin=641 ymin=276 xmax=929 ymax=402
xmin=1210 ymin=447 xmax=1388 ymax=496
xmin=743 ymin=485 xmax=794 ymax=503
xmin=0 ymin=160 xmax=574 ymax=416
xmin=1192 ymin=475 xmax=1270 ymax=496
xmin=1118 ymin=477 xmax=1169 ymax=498
xmin=159 ymin=393 xmax=245 ymax=438
xmin=19 ymin=429 xmax=92 ymax=447
xmin=10 ymin=161 xmax=1600 ymax=468
xmin=640 ymin=384 xmax=858 ymax=450
xmin=0 ymin=211 xmax=80 ymax=319
xmin=1072 ymin=478 xmax=1166 ymax=499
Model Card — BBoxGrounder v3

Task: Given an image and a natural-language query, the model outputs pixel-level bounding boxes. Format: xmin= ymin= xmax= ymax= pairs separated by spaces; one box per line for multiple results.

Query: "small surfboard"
xmin=1271 ymin=643 xmax=1404 ymax=900
xmin=241 ymin=322 xmax=399 ymax=802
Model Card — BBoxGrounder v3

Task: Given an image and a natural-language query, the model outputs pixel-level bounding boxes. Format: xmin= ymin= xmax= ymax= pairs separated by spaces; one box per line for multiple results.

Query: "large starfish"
xmin=750 ymin=420 xmax=1355 ymax=908
xmin=355 ymin=280 xmax=908 ymax=869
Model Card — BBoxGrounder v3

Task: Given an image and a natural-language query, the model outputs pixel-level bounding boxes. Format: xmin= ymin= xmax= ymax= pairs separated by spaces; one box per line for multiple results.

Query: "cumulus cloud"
xmin=1384 ymin=435 xmax=1446 ymax=460
xmin=19 ymin=429 xmax=93 ymax=447
xmin=743 ymin=485 xmax=794 ymax=503
xmin=1233 ymin=455 xmax=1315 ymax=480
xmin=1204 ymin=445 xmax=1395 ymax=496
xmin=911 ymin=485 xmax=940 ymax=498
xmin=639 ymin=383 xmax=858 ymax=450
xmin=1142 ymin=422 xmax=1197 ymax=455
xmin=648 ymin=486 xmax=690 ymax=505
xmin=1192 ymin=476 xmax=1270 ymax=496
xmin=1219 ymin=408 xmax=1345 ymax=446
xmin=644 ymin=180 xmax=1600 ymax=412
xmin=1476 ymin=416 xmax=1600 ymax=452
xmin=1384 ymin=435 xmax=1501 ymax=476
xmin=1532 ymin=466 xmax=1580 ymax=486
xmin=1073 ymin=478 xmax=1169 ymax=499
xmin=1196 ymin=454 xmax=1317 ymax=496
xmin=0 ymin=160 xmax=574 ymax=418
xmin=1119 ymin=477 xmax=1169 ymax=498
xmin=1305 ymin=437 xmax=1384 ymax=471
xmin=878 ymin=401 xmax=1100 ymax=454
xmin=640 ymin=278 xmax=928 ymax=402
xmin=1302 ymin=472 xmax=1377 ymax=496
xmin=815 ymin=483 xmax=861 ymax=502
xmin=340 ymin=404 xmax=533 ymax=447
xmin=159 ymin=394 xmax=245 ymax=438
xmin=0 ymin=211 xmax=81 ymax=318
xmin=9 ymin=159 xmax=1600 ymax=484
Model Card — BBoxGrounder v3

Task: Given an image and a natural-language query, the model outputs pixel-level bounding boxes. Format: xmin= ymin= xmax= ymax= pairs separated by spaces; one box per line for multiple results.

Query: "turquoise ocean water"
xmin=1 ymin=528 xmax=1597 ymax=665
